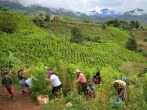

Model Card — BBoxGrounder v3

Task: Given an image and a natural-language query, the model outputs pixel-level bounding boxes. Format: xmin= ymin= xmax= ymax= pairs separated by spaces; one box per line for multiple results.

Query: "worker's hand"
xmin=45 ymin=78 xmax=49 ymax=81
xmin=116 ymin=93 xmax=119 ymax=97
xmin=76 ymin=80 xmax=79 ymax=83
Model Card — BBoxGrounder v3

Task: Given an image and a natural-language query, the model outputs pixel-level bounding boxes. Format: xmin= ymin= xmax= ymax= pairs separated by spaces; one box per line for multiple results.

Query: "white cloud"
xmin=16 ymin=0 xmax=147 ymax=13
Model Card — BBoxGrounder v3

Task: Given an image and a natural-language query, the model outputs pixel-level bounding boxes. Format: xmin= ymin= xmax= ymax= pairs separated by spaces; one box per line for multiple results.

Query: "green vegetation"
xmin=0 ymin=10 xmax=147 ymax=110
xmin=0 ymin=10 xmax=17 ymax=33
xmin=125 ymin=37 xmax=137 ymax=50
xmin=105 ymin=19 xmax=141 ymax=30
xmin=70 ymin=26 xmax=83 ymax=44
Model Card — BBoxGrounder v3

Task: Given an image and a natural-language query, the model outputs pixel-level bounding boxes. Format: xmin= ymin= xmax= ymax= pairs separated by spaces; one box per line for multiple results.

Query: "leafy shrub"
xmin=32 ymin=14 xmax=47 ymax=28
xmin=138 ymin=68 xmax=147 ymax=77
xmin=30 ymin=64 xmax=51 ymax=100
xmin=70 ymin=26 xmax=83 ymax=44
xmin=125 ymin=37 xmax=137 ymax=51
xmin=105 ymin=19 xmax=121 ymax=27
xmin=32 ymin=13 xmax=50 ymax=28
xmin=0 ymin=11 xmax=17 ymax=33
xmin=144 ymin=39 xmax=147 ymax=42
xmin=137 ymin=47 xmax=147 ymax=57
xmin=101 ymin=23 xmax=107 ymax=30
xmin=0 ymin=50 xmax=21 ymax=69
xmin=142 ymin=74 xmax=147 ymax=102
xmin=0 ymin=7 xmax=8 ymax=11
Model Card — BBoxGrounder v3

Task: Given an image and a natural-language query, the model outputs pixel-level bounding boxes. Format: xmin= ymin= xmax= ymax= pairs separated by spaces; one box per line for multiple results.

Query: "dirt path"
xmin=0 ymin=86 xmax=41 ymax=110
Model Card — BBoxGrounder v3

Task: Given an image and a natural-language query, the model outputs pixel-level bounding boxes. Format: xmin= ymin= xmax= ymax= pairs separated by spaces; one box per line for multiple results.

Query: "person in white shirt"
xmin=47 ymin=70 xmax=62 ymax=95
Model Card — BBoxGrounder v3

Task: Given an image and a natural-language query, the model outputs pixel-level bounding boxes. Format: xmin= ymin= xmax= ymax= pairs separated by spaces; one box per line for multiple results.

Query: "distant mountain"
xmin=117 ymin=8 xmax=147 ymax=23
xmin=90 ymin=8 xmax=121 ymax=17
xmin=1 ymin=1 xmax=147 ymax=23
xmin=124 ymin=8 xmax=147 ymax=15
xmin=0 ymin=0 xmax=87 ymax=18
xmin=90 ymin=8 xmax=147 ymax=23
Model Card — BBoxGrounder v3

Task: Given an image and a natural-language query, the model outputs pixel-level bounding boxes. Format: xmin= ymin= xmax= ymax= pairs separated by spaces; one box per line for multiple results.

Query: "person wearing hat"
xmin=75 ymin=69 xmax=87 ymax=95
xmin=113 ymin=80 xmax=127 ymax=109
xmin=46 ymin=70 xmax=62 ymax=96
xmin=113 ymin=80 xmax=126 ymax=100
xmin=2 ymin=72 xmax=15 ymax=100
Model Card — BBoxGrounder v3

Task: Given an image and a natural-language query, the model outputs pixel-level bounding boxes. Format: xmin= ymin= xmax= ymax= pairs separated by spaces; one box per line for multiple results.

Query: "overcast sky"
xmin=15 ymin=0 xmax=147 ymax=13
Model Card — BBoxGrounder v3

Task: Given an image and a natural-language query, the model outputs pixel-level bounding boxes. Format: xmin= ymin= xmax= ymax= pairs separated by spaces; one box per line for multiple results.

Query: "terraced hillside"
xmin=0 ymin=10 xmax=147 ymax=110
xmin=0 ymin=10 xmax=145 ymax=69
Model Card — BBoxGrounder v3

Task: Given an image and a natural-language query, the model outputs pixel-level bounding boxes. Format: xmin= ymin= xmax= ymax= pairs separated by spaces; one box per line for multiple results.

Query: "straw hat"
xmin=75 ymin=69 xmax=81 ymax=73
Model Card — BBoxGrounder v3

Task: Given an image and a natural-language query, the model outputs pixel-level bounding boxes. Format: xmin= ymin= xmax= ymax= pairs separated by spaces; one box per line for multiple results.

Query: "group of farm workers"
xmin=0 ymin=67 xmax=132 ymax=108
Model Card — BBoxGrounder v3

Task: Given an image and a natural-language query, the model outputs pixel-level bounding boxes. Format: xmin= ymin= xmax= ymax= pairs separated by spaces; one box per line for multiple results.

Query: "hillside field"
xmin=0 ymin=10 xmax=147 ymax=110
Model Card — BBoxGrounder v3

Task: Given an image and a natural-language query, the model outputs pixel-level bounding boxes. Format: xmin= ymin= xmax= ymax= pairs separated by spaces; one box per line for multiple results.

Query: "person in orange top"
xmin=75 ymin=69 xmax=87 ymax=95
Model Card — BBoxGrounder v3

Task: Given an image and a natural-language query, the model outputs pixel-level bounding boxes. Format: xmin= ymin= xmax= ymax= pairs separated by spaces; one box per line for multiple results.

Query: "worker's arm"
xmin=45 ymin=78 xmax=52 ymax=83
xmin=118 ymin=87 xmax=125 ymax=97
xmin=49 ymin=78 xmax=52 ymax=83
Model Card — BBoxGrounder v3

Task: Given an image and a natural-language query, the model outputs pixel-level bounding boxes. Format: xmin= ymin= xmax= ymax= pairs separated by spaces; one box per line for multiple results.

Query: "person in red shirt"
xmin=75 ymin=69 xmax=87 ymax=95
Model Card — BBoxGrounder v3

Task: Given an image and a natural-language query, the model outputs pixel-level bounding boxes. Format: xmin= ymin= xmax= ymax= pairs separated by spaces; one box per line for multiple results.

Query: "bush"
xmin=142 ymin=74 xmax=147 ymax=102
xmin=0 ymin=11 xmax=17 ymax=33
xmin=70 ymin=26 xmax=83 ymax=44
xmin=137 ymin=47 xmax=147 ymax=57
xmin=101 ymin=23 xmax=107 ymax=30
xmin=125 ymin=37 xmax=137 ymax=51
xmin=144 ymin=39 xmax=147 ymax=42
xmin=32 ymin=13 xmax=50 ymax=28
xmin=30 ymin=64 xmax=51 ymax=100
xmin=138 ymin=68 xmax=147 ymax=77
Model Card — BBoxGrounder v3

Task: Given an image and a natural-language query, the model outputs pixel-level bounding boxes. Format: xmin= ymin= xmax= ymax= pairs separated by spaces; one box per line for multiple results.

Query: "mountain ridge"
xmin=1 ymin=1 xmax=147 ymax=23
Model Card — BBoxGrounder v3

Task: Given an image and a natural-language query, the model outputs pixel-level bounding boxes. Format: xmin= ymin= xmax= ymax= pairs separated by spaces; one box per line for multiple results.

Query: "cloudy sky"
xmin=15 ymin=0 xmax=147 ymax=13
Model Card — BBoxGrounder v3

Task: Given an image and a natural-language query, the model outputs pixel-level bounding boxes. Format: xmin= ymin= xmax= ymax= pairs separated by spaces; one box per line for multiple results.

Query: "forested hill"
xmin=0 ymin=9 xmax=147 ymax=110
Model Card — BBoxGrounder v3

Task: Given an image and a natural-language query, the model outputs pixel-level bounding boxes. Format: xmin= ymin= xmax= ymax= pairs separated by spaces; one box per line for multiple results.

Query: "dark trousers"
xmin=78 ymin=82 xmax=87 ymax=95
xmin=52 ymin=84 xmax=62 ymax=95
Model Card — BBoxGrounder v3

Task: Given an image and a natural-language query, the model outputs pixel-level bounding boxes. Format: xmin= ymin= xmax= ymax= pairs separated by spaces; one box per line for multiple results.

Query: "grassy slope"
xmin=0 ymin=10 xmax=49 ymax=38
xmin=134 ymin=31 xmax=147 ymax=49
xmin=0 ymin=10 xmax=146 ymax=70
xmin=49 ymin=21 xmax=130 ymax=43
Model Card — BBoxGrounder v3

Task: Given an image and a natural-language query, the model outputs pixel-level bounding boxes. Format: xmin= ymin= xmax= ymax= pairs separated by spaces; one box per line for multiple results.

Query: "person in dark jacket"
xmin=92 ymin=71 xmax=101 ymax=85
xmin=2 ymin=72 xmax=15 ymax=100
xmin=17 ymin=69 xmax=27 ymax=94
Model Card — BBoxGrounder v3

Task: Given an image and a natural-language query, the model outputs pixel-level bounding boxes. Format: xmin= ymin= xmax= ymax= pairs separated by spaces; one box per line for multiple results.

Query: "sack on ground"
xmin=110 ymin=95 xmax=122 ymax=108
xmin=37 ymin=94 xmax=49 ymax=105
